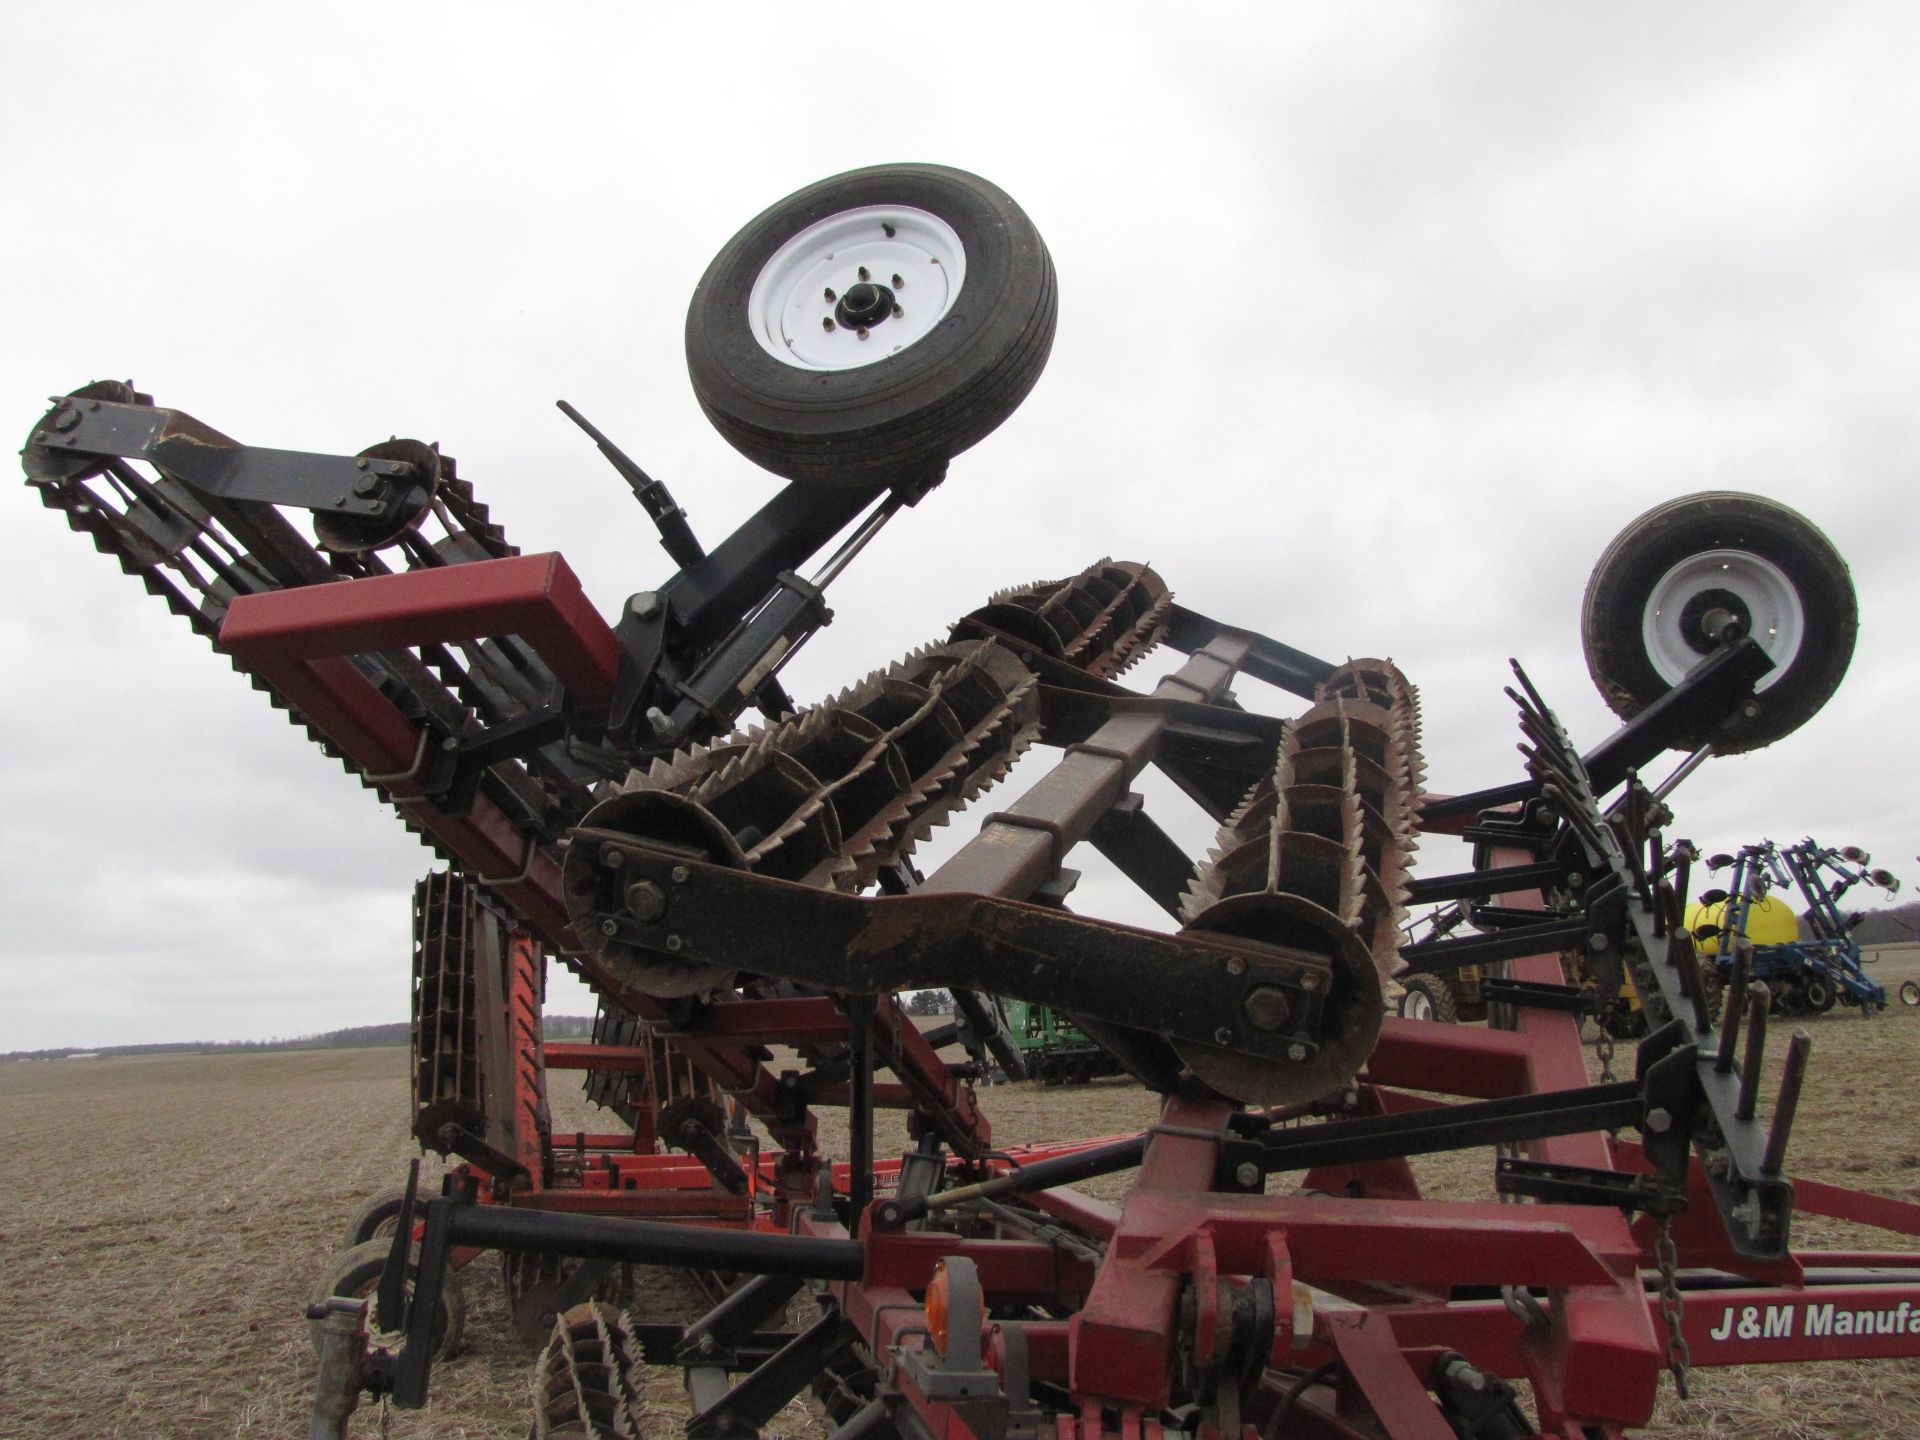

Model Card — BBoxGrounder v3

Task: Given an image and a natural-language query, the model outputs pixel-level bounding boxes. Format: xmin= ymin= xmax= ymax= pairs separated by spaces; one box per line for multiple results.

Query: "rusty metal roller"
xmin=529 ymin=1301 xmax=644 ymax=1440
xmin=563 ymin=638 xmax=1040 ymax=997
xmin=1172 ymin=661 xmax=1421 ymax=1105
xmin=958 ymin=559 xmax=1171 ymax=678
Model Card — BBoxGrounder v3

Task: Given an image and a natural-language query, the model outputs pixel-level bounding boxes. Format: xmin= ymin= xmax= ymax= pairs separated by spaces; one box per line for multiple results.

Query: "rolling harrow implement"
xmin=24 ymin=162 xmax=1920 ymax=1440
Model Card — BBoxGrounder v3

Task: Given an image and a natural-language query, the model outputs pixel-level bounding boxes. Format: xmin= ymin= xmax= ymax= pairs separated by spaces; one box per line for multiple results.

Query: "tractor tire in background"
xmin=687 ymin=163 xmax=1057 ymax=489
xmin=1581 ymin=492 xmax=1857 ymax=753
xmin=340 ymin=1182 xmax=435 ymax=1249
xmin=309 ymin=1238 xmax=467 ymax=1359
xmin=1397 ymin=976 xmax=1460 ymax=1024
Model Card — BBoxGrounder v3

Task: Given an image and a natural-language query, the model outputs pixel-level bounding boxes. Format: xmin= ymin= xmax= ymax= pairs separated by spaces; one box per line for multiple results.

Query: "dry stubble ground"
xmin=1 ymin=1004 xmax=1915 ymax=1440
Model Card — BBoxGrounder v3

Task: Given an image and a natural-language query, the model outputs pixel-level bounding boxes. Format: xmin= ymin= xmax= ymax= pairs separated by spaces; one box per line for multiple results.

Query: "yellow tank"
xmin=1686 ymin=895 xmax=1802 ymax=955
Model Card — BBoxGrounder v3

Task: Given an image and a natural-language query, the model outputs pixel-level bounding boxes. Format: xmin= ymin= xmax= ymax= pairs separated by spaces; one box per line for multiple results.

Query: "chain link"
xmin=1655 ymin=1215 xmax=1692 ymax=1399
xmin=1595 ymin=1021 xmax=1616 ymax=1086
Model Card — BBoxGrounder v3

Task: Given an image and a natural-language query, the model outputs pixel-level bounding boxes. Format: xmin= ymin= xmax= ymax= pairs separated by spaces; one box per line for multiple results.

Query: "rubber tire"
xmin=341 ymin=1184 xmax=433 ymax=1249
xmin=1398 ymin=976 xmax=1460 ymax=1024
xmin=686 ymin=163 xmax=1057 ymax=488
xmin=309 ymin=1238 xmax=466 ymax=1359
xmin=1802 ymin=974 xmax=1837 ymax=1013
xmin=1902 ymin=980 xmax=1920 ymax=1008
xmin=1580 ymin=492 xmax=1857 ymax=754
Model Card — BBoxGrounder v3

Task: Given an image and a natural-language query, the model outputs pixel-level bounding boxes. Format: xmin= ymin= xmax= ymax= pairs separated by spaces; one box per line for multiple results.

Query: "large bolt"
xmin=1645 ymin=1107 xmax=1674 ymax=1134
xmin=629 ymin=591 xmax=662 ymax=620
xmin=598 ymin=917 xmax=621 ymax=938
xmin=50 ymin=406 xmax=81 ymax=432
xmin=624 ymin=881 xmax=667 ymax=922
xmin=1287 ymin=1043 xmax=1309 ymax=1062
xmin=1235 ymin=1162 xmax=1262 ymax=1189
xmin=1225 ymin=956 xmax=1246 ymax=977
xmin=1242 ymin=986 xmax=1292 ymax=1032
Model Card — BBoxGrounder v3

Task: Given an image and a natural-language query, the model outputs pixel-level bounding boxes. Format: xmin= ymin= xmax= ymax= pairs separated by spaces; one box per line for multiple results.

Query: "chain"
xmin=1595 ymin=1021 xmax=1616 ymax=1086
xmin=1655 ymin=1215 xmax=1692 ymax=1399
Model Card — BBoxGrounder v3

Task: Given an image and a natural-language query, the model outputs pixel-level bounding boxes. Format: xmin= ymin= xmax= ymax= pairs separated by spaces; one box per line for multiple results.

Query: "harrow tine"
xmin=1715 ymin=939 xmax=1753 ymax=1074
xmin=1735 ymin=981 xmax=1771 ymax=1122
xmin=1761 ymin=1029 xmax=1813 ymax=1175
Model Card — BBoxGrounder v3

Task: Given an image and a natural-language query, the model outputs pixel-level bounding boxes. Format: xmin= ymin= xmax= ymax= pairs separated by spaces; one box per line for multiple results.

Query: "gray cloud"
xmin=3 ymin=3 xmax=1915 ymax=1049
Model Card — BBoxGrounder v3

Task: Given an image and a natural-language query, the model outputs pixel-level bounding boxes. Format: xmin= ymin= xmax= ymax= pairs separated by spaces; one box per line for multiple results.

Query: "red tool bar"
xmin=1363 ymin=1016 xmax=1535 ymax=1099
xmin=220 ymin=551 xmax=622 ymax=706
xmin=544 ymin=1044 xmax=656 ymax=1072
xmin=1677 ymin=1283 xmax=1920 ymax=1364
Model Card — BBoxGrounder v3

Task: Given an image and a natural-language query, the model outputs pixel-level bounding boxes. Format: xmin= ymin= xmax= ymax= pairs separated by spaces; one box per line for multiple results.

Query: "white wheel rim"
xmin=1641 ymin=549 xmax=1805 ymax=692
xmin=747 ymin=204 xmax=965 ymax=371
xmin=1402 ymin=988 xmax=1433 ymax=1021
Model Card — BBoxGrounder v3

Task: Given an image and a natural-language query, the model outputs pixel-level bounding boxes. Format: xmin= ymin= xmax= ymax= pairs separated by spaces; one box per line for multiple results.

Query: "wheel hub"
xmin=1676 ymin=586 xmax=1750 ymax=655
xmin=834 ymin=281 xmax=896 ymax=331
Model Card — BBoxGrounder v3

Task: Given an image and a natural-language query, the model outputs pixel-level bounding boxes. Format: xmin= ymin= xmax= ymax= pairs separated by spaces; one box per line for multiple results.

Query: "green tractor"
xmin=1001 ymin=999 xmax=1125 ymax=1085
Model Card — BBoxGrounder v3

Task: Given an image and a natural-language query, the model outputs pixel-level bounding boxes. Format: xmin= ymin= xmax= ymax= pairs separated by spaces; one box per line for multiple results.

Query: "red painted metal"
xmin=220 ymin=551 xmax=622 ymax=705
xmin=195 ymin=538 xmax=1920 ymax=1432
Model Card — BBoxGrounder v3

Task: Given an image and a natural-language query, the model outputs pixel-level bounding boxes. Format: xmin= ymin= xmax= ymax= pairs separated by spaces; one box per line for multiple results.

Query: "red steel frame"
xmin=220 ymin=554 xmax=1920 ymax=1438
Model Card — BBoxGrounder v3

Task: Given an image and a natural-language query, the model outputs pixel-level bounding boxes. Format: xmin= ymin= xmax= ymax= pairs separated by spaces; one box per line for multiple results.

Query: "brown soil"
xmin=0 ymin=1009 xmax=1913 ymax=1438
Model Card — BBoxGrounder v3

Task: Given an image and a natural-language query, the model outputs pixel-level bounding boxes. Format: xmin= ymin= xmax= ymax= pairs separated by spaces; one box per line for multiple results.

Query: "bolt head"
xmin=1287 ymin=1043 xmax=1309 ymax=1062
xmin=1646 ymin=1106 xmax=1673 ymax=1134
xmin=1213 ymin=1026 xmax=1234 ymax=1045
xmin=50 ymin=406 xmax=81 ymax=432
xmin=598 ymin=917 xmax=620 ymax=938
xmin=1235 ymin=1162 xmax=1262 ymax=1189
xmin=624 ymin=880 xmax=667 ymax=922
xmin=1242 ymin=985 xmax=1292 ymax=1032
xmin=665 ymin=934 xmax=684 ymax=953
xmin=671 ymin=865 xmax=691 ymax=884
xmin=629 ymin=591 xmax=662 ymax=620
xmin=1225 ymin=956 xmax=1246 ymax=977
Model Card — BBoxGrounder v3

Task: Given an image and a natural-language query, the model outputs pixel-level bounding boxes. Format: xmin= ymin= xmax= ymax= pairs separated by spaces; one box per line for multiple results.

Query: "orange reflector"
xmin=926 ymin=1259 xmax=951 ymax=1356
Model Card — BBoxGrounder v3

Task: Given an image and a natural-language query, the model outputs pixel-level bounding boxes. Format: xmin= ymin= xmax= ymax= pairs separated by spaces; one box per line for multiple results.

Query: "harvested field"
xmin=1 ymin=1007 xmax=1914 ymax=1439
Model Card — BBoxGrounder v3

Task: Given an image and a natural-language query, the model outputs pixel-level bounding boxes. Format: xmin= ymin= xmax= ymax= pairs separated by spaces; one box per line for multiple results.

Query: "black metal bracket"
xmin=575 ymin=841 xmax=1337 ymax=1067
xmin=421 ymin=701 xmax=570 ymax=816
xmin=1476 ymin=977 xmax=1590 ymax=1014
xmin=31 ymin=397 xmax=422 ymax=519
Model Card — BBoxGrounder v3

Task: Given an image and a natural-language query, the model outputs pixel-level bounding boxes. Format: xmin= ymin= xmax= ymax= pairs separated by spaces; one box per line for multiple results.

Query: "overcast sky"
xmin=3 ymin=4 xmax=1916 ymax=1051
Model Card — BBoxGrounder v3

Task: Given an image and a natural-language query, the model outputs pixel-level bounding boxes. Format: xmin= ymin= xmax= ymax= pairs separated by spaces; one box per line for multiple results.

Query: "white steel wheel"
xmin=746 ymin=205 xmax=966 ymax=372
xmin=686 ymin=163 xmax=1057 ymax=489
xmin=1581 ymin=492 xmax=1856 ymax=754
